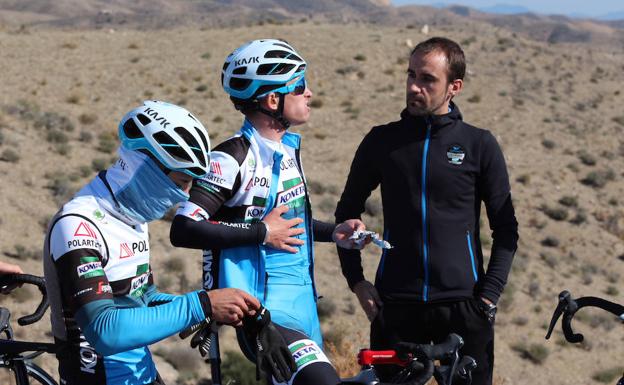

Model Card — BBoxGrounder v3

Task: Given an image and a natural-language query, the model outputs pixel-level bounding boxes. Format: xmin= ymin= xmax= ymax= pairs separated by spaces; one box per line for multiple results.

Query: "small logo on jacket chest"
xmin=446 ymin=144 xmax=466 ymax=165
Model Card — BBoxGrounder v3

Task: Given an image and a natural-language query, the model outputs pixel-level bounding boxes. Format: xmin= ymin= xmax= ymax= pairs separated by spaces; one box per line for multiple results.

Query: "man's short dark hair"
xmin=411 ymin=37 xmax=465 ymax=82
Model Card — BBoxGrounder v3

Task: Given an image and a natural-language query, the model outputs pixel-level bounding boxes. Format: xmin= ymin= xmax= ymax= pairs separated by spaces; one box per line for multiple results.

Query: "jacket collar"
xmin=399 ymin=101 xmax=463 ymax=135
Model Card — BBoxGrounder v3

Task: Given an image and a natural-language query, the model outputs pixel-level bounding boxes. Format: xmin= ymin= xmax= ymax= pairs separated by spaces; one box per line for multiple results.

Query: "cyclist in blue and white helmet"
xmin=222 ymin=39 xmax=308 ymax=129
xmin=119 ymin=100 xmax=211 ymax=179
xmin=42 ymin=101 xmax=290 ymax=385
xmin=172 ymin=40 xmax=368 ymax=385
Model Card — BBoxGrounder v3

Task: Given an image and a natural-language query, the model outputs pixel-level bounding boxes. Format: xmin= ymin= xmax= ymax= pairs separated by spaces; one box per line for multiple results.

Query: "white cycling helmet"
xmin=118 ymin=101 xmax=211 ymax=178
xmin=222 ymin=39 xmax=307 ymax=101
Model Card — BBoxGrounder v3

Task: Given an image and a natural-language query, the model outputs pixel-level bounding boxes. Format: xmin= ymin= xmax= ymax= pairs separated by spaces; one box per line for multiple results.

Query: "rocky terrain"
xmin=0 ymin=1 xmax=624 ymax=384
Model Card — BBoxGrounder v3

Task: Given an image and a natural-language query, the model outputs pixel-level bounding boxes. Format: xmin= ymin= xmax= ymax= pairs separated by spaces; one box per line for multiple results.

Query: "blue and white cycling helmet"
xmin=222 ymin=39 xmax=307 ymax=101
xmin=118 ymin=101 xmax=211 ymax=178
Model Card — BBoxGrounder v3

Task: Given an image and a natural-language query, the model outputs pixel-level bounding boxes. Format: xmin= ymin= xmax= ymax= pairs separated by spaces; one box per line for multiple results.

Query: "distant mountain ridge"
xmin=392 ymin=1 xmax=624 ymax=21
xmin=478 ymin=4 xmax=533 ymax=15
xmin=0 ymin=0 xmax=622 ymax=46
xmin=0 ymin=0 xmax=392 ymax=28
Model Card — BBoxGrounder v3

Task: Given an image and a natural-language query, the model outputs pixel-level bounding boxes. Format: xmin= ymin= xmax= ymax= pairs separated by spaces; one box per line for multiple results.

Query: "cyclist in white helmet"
xmin=43 ymin=101 xmax=294 ymax=385
xmin=171 ymin=40 xmax=365 ymax=384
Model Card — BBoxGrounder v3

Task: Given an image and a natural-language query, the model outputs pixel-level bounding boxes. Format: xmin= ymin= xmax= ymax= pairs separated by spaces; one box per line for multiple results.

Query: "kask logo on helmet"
xmin=234 ymin=56 xmax=259 ymax=67
xmin=143 ymin=107 xmax=170 ymax=128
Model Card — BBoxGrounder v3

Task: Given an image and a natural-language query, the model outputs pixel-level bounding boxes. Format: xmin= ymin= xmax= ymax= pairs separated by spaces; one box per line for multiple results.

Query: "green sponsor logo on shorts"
xmin=290 ymin=343 xmax=320 ymax=367
xmin=289 ymin=342 xmax=306 ymax=352
xmin=297 ymin=353 xmax=319 ymax=367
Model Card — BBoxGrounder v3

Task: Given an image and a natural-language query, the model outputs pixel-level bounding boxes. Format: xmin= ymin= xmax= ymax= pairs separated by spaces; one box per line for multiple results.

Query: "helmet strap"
xmin=256 ymin=93 xmax=291 ymax=130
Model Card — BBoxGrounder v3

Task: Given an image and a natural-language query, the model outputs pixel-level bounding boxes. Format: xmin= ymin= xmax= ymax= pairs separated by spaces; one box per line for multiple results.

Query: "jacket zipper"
xmin=466 ymin=230 xmax=478 ymax=282
xmin=376 ymin=229 xmax=390 ymax=282
xmin=421 ymin=122 xmax=431 ymax=302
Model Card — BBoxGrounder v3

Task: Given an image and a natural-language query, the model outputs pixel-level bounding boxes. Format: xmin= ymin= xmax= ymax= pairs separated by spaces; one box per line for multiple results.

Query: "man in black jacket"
xmin=335 ymin=37 xmax=518 ymax=385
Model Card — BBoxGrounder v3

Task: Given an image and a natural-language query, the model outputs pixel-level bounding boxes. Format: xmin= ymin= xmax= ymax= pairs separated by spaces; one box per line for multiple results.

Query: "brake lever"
xmin=454 ymin=356 xmax=477 ymax=385
xmin=433 ymin=349 xmax=460 ymax=385
xmin=545 ymin=290 xmax=575 ymax=340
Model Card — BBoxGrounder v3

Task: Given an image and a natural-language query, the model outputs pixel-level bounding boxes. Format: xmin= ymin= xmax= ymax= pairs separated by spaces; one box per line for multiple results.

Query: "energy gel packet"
xmin=349 ymin=230 xmax=393 ymax=250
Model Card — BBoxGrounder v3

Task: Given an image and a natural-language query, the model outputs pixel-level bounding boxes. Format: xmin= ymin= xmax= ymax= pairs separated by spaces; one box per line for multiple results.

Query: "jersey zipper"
xmin=376 ymin=229 xmax=390 ymax=283
xmin=421 ymin=121 xmax=432 ymax=302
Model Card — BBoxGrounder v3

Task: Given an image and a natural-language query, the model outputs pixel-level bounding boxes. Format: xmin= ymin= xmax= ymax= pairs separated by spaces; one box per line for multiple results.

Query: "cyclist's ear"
xmin=258 ymin=93 xmax=280 ymax=112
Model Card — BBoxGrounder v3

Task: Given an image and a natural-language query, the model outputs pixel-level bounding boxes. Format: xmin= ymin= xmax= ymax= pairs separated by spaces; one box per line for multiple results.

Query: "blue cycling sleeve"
xmin=75 ymin=289 xmax=206 ymax=356
xmin=144 ymin=285 xmax=180 ymax=305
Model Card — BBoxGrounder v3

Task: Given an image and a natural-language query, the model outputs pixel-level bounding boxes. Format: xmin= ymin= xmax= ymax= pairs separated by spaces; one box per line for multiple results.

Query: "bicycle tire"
xmin=25 ymin=362 xmax=58 ymax=385
xmin=0 ymin=361 xmax=58 ymax=385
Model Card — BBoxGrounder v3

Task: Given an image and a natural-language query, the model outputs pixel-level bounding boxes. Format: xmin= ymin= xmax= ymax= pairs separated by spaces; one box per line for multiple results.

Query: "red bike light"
xmin=357 ymin=349 xmax=410 ymax=366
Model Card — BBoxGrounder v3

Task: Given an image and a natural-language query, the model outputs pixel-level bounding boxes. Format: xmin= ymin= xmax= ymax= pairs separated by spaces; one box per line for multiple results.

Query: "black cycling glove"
xmin=179 ymin=319 xmax=213 ymax=357
xmin=179 ymin=290 xmax=214 ymax=357
xmin=244 ymin=306 xmax=297 ymax=383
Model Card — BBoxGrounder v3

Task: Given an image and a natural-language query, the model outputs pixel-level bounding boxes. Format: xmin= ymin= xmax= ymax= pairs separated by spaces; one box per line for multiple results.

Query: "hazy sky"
xmin=391 ymin=0 xmax=623 ymax=17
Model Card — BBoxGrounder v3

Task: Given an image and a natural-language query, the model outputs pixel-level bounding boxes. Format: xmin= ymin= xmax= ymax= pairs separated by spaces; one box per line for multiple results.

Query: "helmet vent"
xmin=273 ymin=42 xmax=294 ymax=50
xmin=166 ymin=146 xmax=193 ymax=163
xmin=233 ymin=67 xmax=247 ymax=75
xmin=174 ymin=127 xmax=200 ymax=148
xmin=136 ymin=113 xmax=151 ymax=126
xmin=222 ymin=62 xmax=230 ymax=72
xmin=153 ymin=131 xmax=177 ymax=146
xmin=194 ymin=126 xmax=210 ymax=153
xmin=296 ymin=64 xmax=306 ymax=73
xmin=174 ymin=127 xmax=205 ymax=167
xmin=123 ymin=118 xmax=143 ymax=139
xmin=154 ymin=131 xmax=193 ymax=164
xmin=230 ymin=77 xmax=252 ymax=91
xmin=264 ymin=50 xmax=301 ymax=62
xmin=257 ymin=63 xmax=295 ymax=76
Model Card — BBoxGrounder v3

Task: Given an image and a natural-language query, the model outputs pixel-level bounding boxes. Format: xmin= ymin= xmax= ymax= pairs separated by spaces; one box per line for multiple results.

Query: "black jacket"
xmin=335 ymin=104 xmax=518 ymax=304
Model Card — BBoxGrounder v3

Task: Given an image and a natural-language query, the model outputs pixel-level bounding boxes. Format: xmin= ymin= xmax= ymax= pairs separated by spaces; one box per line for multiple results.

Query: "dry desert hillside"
xmin=1 ymin=15 xmax=624 ymax=385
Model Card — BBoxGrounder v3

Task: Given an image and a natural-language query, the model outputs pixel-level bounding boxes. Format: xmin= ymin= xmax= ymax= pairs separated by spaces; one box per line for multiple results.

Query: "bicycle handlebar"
xmin=402 ymin=333 xmax=464 ymax=361
xmin=545 ymin=290 xmax=624 ymax=343
xmin=357 ymin=334 xmax=469 ymax=385
xmin=0 ymin=274 xmax=49 ymax=326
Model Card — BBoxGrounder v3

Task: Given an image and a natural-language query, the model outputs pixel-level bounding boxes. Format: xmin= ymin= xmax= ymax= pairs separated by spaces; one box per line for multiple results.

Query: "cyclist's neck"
xmin=247 ymin=113 xmax=288 ymax=142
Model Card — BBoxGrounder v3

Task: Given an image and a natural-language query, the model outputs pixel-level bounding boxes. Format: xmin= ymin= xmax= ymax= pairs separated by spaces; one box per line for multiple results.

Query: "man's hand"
xmin=353 ymin=280 xmax=383 ymax=322
xmin=0 ymin=261 xmax=24 ymax=294
xmin=207 ymin=288 xmax=260 ymax=326
xmin=333 ymin=219 xmax=369 ymax=249
xmin=262 ymin=205 xmax=305 ymax=253
xmin=0 ymin=261 xmax=23 ymax=275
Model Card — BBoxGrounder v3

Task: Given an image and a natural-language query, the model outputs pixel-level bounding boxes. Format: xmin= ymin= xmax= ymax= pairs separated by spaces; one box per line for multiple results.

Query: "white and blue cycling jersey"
xmin=43 ymin=150 xmax=208 ymax=385
xmin=175 ymin=119 xmax=325 ymax=347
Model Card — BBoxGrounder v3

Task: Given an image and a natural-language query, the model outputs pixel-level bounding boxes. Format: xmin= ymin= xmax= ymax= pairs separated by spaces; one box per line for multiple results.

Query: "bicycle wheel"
xmin=0 ymin=361 xmax=57 ymax=385
xmin=25 ymin=362 xmax=58 ymax=385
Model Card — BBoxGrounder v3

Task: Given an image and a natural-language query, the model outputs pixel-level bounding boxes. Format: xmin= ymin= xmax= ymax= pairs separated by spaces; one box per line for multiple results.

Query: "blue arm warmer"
xmin=75 ymin=290 xmax=205 ymax=356
xmin=144 ymin=285 xmax=181 ymax=305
